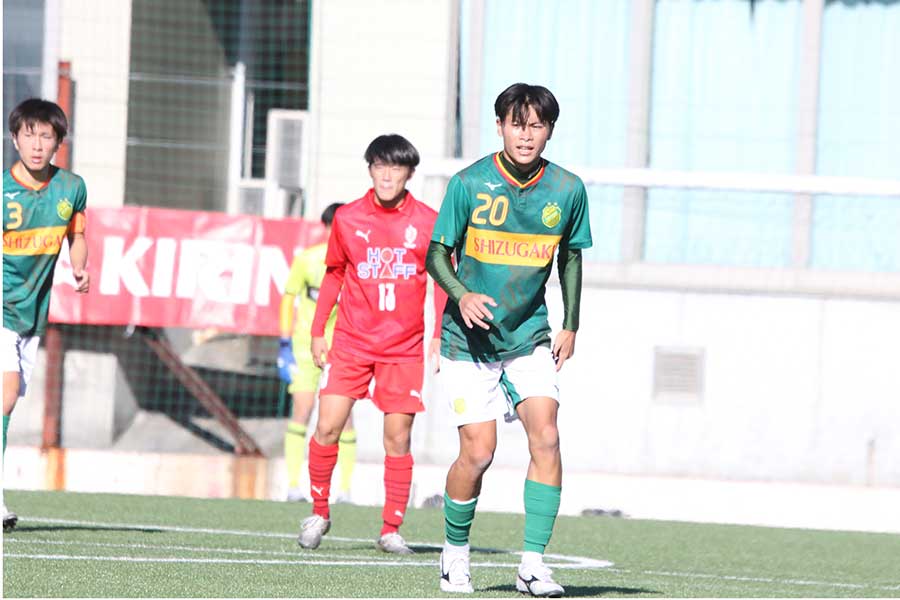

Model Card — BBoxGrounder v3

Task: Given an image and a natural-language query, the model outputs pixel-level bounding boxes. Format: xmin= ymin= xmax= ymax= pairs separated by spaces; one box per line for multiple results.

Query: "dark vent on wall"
xmin=653 ymin=346 xmax=705 ymax=404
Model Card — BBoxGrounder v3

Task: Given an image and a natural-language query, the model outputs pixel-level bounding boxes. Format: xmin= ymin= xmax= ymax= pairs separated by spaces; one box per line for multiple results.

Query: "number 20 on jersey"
xmin=472 ymin=193 xmax=509 ymax=226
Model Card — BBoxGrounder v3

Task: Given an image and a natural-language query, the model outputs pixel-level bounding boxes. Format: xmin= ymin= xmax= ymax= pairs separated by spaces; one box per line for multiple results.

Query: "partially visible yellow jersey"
xmin=284 ymin=242 xmax=337 ymax=352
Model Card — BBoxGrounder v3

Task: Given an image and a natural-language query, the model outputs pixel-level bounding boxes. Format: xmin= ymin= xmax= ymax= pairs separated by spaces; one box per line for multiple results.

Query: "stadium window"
xmin=645 ymin=0 xmax=801 ymax=268
xmin=3 ymin=0 xmax=47 ymax=171
xmin=812 ymin=0 xmax=900 ymax=272
xmin=125 ymin=0 xmax=310 ymax=211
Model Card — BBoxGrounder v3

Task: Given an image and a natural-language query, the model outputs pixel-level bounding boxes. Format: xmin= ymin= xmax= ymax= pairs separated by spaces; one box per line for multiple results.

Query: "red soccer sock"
xmin=381 ymin=453 xmax=414 ymax=535
xmin=308 ymin=437 xmax=339 ymax=519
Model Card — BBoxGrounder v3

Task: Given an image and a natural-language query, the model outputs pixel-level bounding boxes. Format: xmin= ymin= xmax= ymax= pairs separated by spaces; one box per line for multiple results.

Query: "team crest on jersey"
xmin=541 ymin=202 xmax=561 ymax=228
xmin=57 ymin=198 xmax=74 ymax=221
xmin=357 ymin=247 xmax=416 ymax=280
xmin=403 ymin=224 xmax=418 ymax=249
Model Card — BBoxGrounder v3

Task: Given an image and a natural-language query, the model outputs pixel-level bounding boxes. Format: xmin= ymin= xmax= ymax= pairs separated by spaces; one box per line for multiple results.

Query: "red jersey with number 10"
xmin=324 ymin=189 xmax=440 ymax=362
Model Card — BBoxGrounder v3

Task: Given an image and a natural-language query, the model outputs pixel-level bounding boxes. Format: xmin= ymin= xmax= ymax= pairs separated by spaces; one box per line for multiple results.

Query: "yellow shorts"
xmin=288 ymin=337 xmax=322 ymax=394
xmin=288 ymin=357 xmax=321 ymax=394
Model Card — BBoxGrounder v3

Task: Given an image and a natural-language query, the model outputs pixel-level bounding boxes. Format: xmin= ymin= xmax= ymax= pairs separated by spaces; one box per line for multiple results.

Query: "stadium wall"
xmin=306 ymin=0 xmax=459 ymax=213
xmin=59 ymin=0 xmax=131 ymax=208
xmin=397 ymin=287 xmax=900 ymax=488
xmin=6 ymin=445 xmax=900 ymax=533
xmin=9 ymin=284 xmax=899 ymax=487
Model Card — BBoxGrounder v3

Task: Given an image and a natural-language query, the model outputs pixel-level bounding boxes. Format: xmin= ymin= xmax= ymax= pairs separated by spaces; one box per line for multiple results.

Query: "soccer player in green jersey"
xmin=426 ymin=83 xmax=592 ymax=597
xmin=3 ymin=99 xmax=90 ymax=531
xmin=277 ymin=202 xmax=357 ymax=504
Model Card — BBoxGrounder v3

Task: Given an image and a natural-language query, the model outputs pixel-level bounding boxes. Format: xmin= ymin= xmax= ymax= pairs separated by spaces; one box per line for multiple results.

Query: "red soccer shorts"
xmin=319 ymin=347 xmax=425 ymax=414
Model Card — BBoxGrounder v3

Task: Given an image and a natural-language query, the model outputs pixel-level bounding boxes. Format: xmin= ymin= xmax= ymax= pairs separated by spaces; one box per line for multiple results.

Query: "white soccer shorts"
xmin=437 ymin=345 xmax=559 ymax=426
xmin=1 ymin=327 xmax=40 ymax=400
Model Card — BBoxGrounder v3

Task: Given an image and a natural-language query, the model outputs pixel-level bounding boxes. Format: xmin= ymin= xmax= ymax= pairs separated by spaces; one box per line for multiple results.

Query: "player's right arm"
xmin=310 ymin=264 xmax=345 ymax=368
xmin=310 ymin=216 xmax=348 ymax=368
xmin=427 ymin=175 xmax=497 ymax=330
xmin=426 ymin=242 xmax=495 ymax=330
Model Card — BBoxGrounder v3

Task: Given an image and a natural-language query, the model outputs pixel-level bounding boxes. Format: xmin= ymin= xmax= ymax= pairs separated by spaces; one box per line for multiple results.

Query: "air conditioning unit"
xmin=237 ymin=178 xmax=266 ymax=215
xmin=264 ymin=109 xmax=309 ymax=218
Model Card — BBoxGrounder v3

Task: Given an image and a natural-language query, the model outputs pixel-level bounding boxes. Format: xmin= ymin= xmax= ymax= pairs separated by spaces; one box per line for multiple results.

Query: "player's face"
xmin=496 ymin=105 xmax=552 ymax=169
xmin=368 ymin=161 xmax=414 ymax=205
xmin=12 ymin=121 xmax=60 ymax=173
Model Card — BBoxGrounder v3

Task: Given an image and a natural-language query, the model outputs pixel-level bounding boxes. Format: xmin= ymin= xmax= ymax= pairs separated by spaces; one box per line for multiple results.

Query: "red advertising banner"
xmin=48 ymin=206 xmax=325 ymax=336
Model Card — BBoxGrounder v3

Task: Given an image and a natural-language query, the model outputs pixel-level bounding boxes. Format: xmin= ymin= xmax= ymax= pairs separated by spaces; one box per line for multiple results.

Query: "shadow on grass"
xmin=481 ymin=583 xmax=660 ymax=597
xmin=404 ymin=544 xmax=510 ymax=556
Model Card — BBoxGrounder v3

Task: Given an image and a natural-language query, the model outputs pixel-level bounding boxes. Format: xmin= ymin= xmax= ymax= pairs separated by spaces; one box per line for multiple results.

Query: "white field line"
xmin=7 ymin=552 xmax=900 ymax=594
xmin=14 ymin=516 xmax=610 ymax=569
xmin=14 ymin=517 xmax=898 ymax=592
xmin=4 ymin=553 xmax=446 ymax=567
xmin=5 ymin=538 xmax=392 ymax=562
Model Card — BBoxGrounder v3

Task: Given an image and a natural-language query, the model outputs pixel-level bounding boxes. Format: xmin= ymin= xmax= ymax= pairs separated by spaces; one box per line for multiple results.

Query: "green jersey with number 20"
xmin=431 ymin=153 xmax=592 ymax=362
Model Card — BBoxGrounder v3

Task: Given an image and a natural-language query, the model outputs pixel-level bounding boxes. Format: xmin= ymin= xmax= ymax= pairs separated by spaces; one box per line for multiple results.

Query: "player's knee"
xmin=382 ymin=429 xmax=411 ymax=455
xmin=527 ymin=423 xmax=560 ymax=456
xmin=3 ymin=390 xmax=19 ymax=414
xmin=461 ymin=446 xmax=495 ymax=473
xmin=314 ymin=423 xmax=342 ymax=445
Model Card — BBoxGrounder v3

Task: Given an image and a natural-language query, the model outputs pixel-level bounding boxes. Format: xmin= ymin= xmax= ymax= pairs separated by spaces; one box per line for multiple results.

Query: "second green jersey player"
xmin=3 ymin=98 xmax=90 ymax=534
xmin=426 ymin=83 xmax=591 ymax=597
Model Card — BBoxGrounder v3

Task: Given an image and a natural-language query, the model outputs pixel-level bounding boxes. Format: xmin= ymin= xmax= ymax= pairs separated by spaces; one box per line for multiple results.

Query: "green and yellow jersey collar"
xmin=492 ymin=152 xmax=546 ymax=189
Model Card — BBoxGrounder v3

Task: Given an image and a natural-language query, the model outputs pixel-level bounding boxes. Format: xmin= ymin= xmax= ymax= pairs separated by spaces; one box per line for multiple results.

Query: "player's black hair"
xmin=364 ymin=134 xmax=420 ymax=168
xmin=8 ymin=98 xmax=68 ymax=140
xmin=494 ymin=83 xmax=559 ymax=128
xmin=320 ymin=202 xmax=343 ymax=226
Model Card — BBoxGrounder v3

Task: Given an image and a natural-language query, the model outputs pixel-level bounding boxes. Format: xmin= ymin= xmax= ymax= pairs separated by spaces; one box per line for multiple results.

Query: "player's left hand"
xmin=428 ymin=338 xmax=441 ymax=373
xmin=73 ymin=268 xmax=90 ymax=293
xmin=551 ymin=329 xmax=577 ymax=372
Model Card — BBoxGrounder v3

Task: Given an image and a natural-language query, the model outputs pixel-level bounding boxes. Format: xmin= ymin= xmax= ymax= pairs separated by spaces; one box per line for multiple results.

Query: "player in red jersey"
xmin=297 ymin=134 xmax=446 ymax=554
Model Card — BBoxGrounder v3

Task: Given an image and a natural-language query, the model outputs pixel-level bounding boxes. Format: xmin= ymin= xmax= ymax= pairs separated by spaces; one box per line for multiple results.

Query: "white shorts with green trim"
xmin=2 ymin=327 xmax=40 ymax=400
xmin=437 ymin=345 xmax=559 ymax=426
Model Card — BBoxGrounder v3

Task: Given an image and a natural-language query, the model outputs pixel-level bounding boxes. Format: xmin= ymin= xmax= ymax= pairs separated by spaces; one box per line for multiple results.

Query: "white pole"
xmin=226 ymin=62 xmax=246 ymax=215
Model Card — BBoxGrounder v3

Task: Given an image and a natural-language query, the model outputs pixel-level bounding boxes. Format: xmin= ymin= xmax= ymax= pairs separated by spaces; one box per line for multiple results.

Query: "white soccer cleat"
xmin=3 ymin=505 xmax=17 ymax=532
xmin=516 ymin=562 xmax=565 ymax=597
xmin=297 ymin=514 xmax=330 ymax=549
xmin=375 ymin=531 xmax=414 ymax=555
xmin=440 ymin=548 xmax=474 ymax=593
xmin=286 ymin=487 xmax=309 ymax=503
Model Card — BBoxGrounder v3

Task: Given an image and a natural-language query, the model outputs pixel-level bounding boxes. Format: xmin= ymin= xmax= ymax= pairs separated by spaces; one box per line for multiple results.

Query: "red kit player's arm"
xmin=310 ymin=264 xmax=345 ymax=336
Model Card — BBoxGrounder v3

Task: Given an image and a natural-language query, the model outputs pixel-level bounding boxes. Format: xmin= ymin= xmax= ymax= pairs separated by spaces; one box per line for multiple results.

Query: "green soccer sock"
xmin=444 ymin=492 xmax=478 ymax=547
xmin=284 ymin=422 xmax=307 ymax=489
xmin=523 ymin=479 xmax=561 ymax=554
xmin=3 ymin=415 xmax=9 ymax=458
xmin=338 ymin=429 xmax=357 ymax=493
